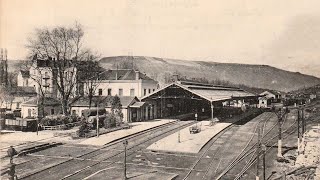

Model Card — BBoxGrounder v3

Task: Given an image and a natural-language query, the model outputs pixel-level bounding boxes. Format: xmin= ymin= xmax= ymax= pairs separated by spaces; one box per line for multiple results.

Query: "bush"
xmin=77 ymin=121 xmax=90 ymax=137
xmin=104 ymin=112 xmax=116 ymax=129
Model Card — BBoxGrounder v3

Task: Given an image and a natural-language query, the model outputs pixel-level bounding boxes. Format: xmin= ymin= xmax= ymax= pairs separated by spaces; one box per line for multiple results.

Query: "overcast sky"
xmin=1 ymin=0 xmax=320 ymax=77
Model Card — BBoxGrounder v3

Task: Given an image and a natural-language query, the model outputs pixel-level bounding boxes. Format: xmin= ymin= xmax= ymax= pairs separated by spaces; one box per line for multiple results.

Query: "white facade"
xmin=21 ymin=104 xmax=61 ymax=118
xmin=17 ymin=63 xmax=77 ymax=99
xmin=260 ymin=91 xmax=281 ymax=99
xmin=88 ymin=80 xmax=158 ymax=98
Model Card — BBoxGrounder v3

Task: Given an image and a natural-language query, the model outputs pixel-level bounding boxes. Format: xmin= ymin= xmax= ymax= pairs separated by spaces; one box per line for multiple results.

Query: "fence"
xmin=42 ymin=122 xmax=81 ymax=130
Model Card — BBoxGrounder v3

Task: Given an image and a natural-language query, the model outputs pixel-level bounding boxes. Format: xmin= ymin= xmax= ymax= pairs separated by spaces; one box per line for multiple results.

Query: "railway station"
xmin=140 ymin=80 xmax=258 ymax=121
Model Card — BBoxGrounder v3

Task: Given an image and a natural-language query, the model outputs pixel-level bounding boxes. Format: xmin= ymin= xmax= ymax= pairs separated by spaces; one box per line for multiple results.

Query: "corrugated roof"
xmin=141 ymin=82 xmax=256 ymax=103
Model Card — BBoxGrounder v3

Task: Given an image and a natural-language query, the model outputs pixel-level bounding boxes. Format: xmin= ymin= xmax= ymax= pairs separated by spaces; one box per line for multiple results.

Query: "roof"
xmin=129 ymin=102 xmax=145 ymax=108
xmin=98 ymin=69 xmax=155 ymax=81
xmin=21 ymin=97 xmax=60 ymax=107
xmin=9 ymin=86 xmax=37 ymax=97
xmin=70 ymin=96 xmax=138 ymax=108
xmin=260 ymin=90 xmax=283 ymax=96
xmin=141 ymin=81 xmax=256 ymax=103
xmin=20 ymin=70 xmax=30 ymax=78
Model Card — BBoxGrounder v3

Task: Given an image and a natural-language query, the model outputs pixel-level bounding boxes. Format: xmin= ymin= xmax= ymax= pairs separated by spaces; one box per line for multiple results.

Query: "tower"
xmin=0 ymin=48 xmax=4 ymax=85
xmin=4 ymin=48 xmax=8 ymax=86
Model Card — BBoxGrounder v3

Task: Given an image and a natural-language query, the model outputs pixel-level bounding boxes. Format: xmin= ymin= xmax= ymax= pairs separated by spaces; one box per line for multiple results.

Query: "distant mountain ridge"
xmin=99 ymin=56 xmax=320 ymax=92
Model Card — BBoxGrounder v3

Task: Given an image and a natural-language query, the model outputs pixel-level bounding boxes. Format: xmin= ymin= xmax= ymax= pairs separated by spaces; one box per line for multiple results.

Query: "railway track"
xmin=181 ymin=112 xmax=273 ymax=180
xmin=19 ymin=120 xmax=195 ymax=180
xmin=233 ymin=115 xmax=299 ymax=179
xmin=212 ymin=112 xmax=275 ymax=180
xmin=215 ymin=110 xmax=296 ymax=180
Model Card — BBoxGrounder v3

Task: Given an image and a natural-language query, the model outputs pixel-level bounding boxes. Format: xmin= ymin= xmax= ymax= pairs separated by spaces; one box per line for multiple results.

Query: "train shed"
xmin=139 ymin=81 xmax=257 ymax=120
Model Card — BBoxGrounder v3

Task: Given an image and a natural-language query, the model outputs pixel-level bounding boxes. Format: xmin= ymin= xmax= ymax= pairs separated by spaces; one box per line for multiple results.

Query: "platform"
xmin=79 ymin=119 xmax=175 ymax=146
xmin=147 ymin=121 xmax=232 ymax=153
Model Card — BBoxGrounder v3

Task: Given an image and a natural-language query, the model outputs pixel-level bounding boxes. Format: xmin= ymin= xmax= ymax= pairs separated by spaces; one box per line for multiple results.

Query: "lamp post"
xmin=123 ymin=140 xmax=128 ymax=180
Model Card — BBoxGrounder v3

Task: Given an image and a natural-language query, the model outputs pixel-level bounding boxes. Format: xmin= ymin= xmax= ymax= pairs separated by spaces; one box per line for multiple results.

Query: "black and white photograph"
xmin=1 ymin=0 xmax=320 ymax=179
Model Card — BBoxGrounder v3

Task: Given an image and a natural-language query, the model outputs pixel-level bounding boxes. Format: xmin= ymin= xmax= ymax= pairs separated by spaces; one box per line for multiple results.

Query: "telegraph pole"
xmin=276 ymin=107 xmax=287 ymax=159
xmin=297 ymin=109 xmax=301 ymax=154
xmin=123 ymin=140 xmax=128 ymax=180
xmin=262 ymin=144 xmax=266 ymax=180
xmin=256 ymin=126 xmax=261 ymax=180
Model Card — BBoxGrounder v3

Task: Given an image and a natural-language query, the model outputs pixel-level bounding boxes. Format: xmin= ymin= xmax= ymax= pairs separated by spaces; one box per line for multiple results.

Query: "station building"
xmin=139 ymin=81 xmax=258 ymax=121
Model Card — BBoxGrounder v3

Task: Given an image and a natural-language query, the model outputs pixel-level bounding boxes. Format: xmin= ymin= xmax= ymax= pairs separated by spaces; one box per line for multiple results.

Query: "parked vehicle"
xmin=81 ymin=108 xmax=106 ymax=129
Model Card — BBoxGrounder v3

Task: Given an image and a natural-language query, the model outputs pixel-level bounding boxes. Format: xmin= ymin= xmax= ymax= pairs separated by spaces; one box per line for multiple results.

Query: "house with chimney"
xmin=84 ymin=69 xmax=159 ymax=97
xmin=74 ymin=69 xmax=159 ymax=122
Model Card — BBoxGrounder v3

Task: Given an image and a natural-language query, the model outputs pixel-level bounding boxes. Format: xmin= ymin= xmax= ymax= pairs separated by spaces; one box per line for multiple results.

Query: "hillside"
xmin=99 ymin=56 xmax=320 ymax=92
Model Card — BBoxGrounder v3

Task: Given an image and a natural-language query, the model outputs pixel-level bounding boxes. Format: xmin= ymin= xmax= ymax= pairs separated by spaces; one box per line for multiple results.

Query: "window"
xmin=98 ymin=89 xmax=103 ymax=96
xmin=72 ymin=110 xmax=76 ymax=115
xmin=144 ymin=89 xmax=147 ymax=96
xmin=153 ymin=89 xmax=155 ymax=92
xmin=148 ymin=89 xmax=151 ymax=94
xmin=119 ymin=88 xmax=123 ymax=96
xmin=28 ymin=109 xmax=32 ymax=117
xmin=108 ymin=88 xmax=112 ymax=96
xmin=51 ymin=109 xmax=55 ymax=115
xmin=130 ymin=89 xmax=135 ymax=96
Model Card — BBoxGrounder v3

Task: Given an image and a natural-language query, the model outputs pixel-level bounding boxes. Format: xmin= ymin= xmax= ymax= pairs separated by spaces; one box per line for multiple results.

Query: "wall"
xmin=85 ymin=79 xmax=158 ymax=98
xmin=21 ymin=105 xmax=62 ymax=118
xmin=70 ymin=106 xmax=129 ymax=122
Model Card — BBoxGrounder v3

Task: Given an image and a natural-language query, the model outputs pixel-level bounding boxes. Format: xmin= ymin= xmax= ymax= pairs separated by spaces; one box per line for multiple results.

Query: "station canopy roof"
xmin=140 ymin=81 xmax=257 ymax=103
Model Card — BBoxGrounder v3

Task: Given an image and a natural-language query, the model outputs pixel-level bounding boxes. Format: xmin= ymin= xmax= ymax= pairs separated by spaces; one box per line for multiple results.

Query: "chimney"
xmin=135 ymin=70 xmax=140 ymax=80
xmin=173 ymin=74 xmax=179 ymax=82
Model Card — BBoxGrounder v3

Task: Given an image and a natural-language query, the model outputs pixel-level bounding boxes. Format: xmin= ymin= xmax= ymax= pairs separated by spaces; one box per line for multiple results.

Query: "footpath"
xmin=147 ymin=121 xmax=232 ymax=153
xmin=79 ymin=119 xmax=175 ymax=146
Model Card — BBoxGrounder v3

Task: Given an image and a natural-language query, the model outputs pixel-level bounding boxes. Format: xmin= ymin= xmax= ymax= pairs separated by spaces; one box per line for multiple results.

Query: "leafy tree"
xmin=111 ymin=95 xmax=123 ymax=126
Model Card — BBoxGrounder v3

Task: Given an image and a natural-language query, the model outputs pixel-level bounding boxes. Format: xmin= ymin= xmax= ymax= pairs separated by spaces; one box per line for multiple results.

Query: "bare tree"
xmin=78 ymin=53 xmax=103 ymax=109
xmin=0 ymin=86 xmax=14 ymax=109
xmin=26 ymin=22 xmax=94 ymax=115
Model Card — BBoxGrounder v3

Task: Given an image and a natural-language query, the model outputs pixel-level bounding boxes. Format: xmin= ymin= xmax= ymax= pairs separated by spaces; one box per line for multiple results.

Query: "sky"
xmin=1 ymin=0 xmax=320 ymax=77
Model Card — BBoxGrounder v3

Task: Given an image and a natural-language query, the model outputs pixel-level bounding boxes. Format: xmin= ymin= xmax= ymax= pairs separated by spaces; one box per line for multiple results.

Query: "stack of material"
xmin=272 ymin=125 xmax=320 ymax=180
xmin=295 ymin=125 xmax=320 ymax=179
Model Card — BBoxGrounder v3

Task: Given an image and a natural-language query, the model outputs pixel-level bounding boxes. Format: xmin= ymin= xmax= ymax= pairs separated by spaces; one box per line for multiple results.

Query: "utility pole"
xmin=256 ymin=126 xmax=261 ymax=180
xmin=96 ymin=100 xmax=99 ymax=137
xmin=276 ymin=107 xmax=287 ymax=159
xmin=123 ymin=140 xmax=128 ymax=180
xmin=262 ymin=144 xmax=266 ymax=180
xmin=297 ymin=109 xmax=301 ymax=154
